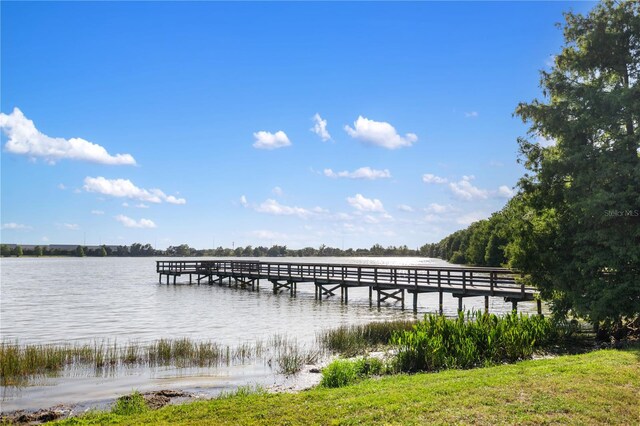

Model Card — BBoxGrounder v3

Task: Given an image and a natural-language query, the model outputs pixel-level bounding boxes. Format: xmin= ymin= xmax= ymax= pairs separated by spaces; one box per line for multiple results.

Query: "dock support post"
xmin=438 ymin=291 xmax=443 ymax=315
xmin=512 ymin=300 xmax=518 ymax=313
xmin=173 ymin=275 xmax=177 ymax=285
xmin=457 ymin=297 xmax=463 ymax=313
xmin=189 ymin=274 xmax=192 ymax=285
xmin=340 ymin=286 xmax=344 ymax=302
xmin=159 ymin=274 xmax=162 ymax=284
xmin=537 ymin=299 xmax=542 ymax=316
xmin=377 ymin=289 xmax=381 ymax=309
xmin=412 ymin=291 xmax=418 ymax=313
xmin=369 ymin=286 xmax=372 ymax=307
xmin=166 ymin=274 xmax=170 ymax=285
xmin=484 ymin=296 xmax=489 ymax=314
xmin=401 ymin=289 xmax=405 ymax=310
xmin=344 ymin=286 xmax=348 ymax=304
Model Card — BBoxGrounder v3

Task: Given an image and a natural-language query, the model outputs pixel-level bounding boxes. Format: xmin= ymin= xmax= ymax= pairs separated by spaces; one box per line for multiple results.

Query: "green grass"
xmin=54 ymin=347 xmax=640 ymax=425
xmin=317 ymin=319 xmax=416 ymax=356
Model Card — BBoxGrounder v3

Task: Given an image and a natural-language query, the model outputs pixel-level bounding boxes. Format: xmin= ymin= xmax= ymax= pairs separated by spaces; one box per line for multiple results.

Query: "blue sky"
xmin=1 ymin=1 xmax=595 ymax=250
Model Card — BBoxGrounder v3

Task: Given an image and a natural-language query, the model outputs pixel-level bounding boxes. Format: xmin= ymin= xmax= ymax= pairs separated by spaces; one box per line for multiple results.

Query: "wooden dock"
xmin=156 ymin=260 xmax=540 ymax=314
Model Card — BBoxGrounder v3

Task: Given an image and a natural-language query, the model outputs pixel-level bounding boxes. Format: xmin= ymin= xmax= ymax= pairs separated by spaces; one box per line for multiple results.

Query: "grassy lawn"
xmin=56 ymin=347 xmax=639 ymax=425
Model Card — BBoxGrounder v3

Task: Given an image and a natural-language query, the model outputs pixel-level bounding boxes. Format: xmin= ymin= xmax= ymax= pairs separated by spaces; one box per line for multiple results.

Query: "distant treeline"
xmin=1 ymin=242 xmax=424 ymax=258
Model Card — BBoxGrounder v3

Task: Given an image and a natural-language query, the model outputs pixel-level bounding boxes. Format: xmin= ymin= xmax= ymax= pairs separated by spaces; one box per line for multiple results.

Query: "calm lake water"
xmin=1 ymin=256 xmax=538 ymax=411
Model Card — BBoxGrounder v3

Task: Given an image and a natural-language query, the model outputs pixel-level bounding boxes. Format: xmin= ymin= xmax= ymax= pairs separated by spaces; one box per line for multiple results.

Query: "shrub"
xmin=111 ymin=391 xmax=148 ymax=416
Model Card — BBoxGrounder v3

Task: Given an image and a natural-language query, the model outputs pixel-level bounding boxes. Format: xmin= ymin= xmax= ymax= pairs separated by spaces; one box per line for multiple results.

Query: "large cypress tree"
xmin=509 ymin=0 xmax=639 ymax=330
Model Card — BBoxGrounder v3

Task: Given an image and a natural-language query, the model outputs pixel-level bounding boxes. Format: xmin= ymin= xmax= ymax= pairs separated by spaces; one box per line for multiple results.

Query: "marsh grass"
xmin=1 ymin=334 xmax=321 ymax=385
xmin=317 ymin=319 xmax=416 ymax=356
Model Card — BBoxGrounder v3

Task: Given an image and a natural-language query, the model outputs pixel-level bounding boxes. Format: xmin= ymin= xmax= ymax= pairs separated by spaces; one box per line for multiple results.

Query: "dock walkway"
xmin=156 ymin=260 xmax=540 ymax=314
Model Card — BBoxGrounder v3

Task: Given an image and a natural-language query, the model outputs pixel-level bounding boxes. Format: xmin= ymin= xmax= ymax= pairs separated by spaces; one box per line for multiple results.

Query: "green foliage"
xmin=320 ymin=356 xmax=388 ymax=388
xmin=14 ymin=245 xmax=23 ymax=257
xmin=75 ymin=245 xmax=85 ymax=257
xmin=34 ymin=245 xmax=43 ymax=256
xmin=392 ymin=312 xmax=560 ymax=373
xmin=317 ymin=320 xmax=416 ymax=356
xmin=111 ymin=392 xmax=148 ymax=416
xmin=510 ymin=0 xmax=640 ymax=329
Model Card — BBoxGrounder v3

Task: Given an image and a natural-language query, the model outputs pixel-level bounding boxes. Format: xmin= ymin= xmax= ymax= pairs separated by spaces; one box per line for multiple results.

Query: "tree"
xmin=510 ymin=0 xmax=640 ymax=329
xmin=76 ymin=245 xmax=85 ymax=257
xmin=14 ymin=245 xmax=23 ymax=257
xmin=34 ymin=245 xmax=43 ymax=257
xmin=101 ymin=246 xmax=108 ymax=257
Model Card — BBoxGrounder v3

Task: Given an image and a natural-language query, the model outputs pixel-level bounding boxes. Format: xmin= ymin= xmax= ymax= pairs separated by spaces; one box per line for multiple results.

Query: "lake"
xmin=0 ymin=256 xmax=539 ymax=411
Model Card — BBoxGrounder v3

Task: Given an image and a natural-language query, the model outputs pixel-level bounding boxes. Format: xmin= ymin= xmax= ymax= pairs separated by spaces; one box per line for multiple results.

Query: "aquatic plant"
xmin=392 ymin=311 xmax=561 ymax=373
xmin=317 ymin=319 xmax=416 ymax=356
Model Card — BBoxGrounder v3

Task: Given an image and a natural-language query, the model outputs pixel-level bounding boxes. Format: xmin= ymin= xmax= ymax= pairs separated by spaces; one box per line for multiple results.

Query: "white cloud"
xmin=536 ymin=134 xmax=556 ymax=147
xmin=83 ymin=177 xmax=186 ymax=205
xmin=310 ymin=113 xmax=331 ymax=141
xmin=422 ymin=173 xmax=448 ymax=184
xmin=449 ymin=176 xmax=489 ymax=200
xmin=425 ymin=203 xmax=450 ymax=214
xmin=135 ymin=203 xmax=150 ymax=208
xmin=58 ymin=183 xmax=66 ymax=190
xmin=252 ymin=130 xmax=291 ymax=150
xmin=324 ymin=167 xmax=391 ymax=180
xmin=91 ymin=210 xmax=105 ymax=215
xmin=1 ymin=222 xmax=31 ymax=230
xmin=465 ymin=111 xmax=479 ymax=118
xmin=397 ymin=204 xmax=414 ymax=212
xmin=456 ymin=211 xmax=489 ymax=226
xmin=255 ymin=199 xmax=312 ymax=218
xmin=240 ymin=195 xmax=248 ymax=207
xmin=497 ymin=185 xmax=515 ymax=198
xmin=344 ymin=116 xmax=417 ymax=149
xmin=251 ymin=230 xmax=289 ymax=240
xmin=0 ymin=108 xmax=136 ymax=165
xmin=41 ymin=236 xmax=49 ymax=242
xmin=63 ymin=223 xmax=80 ymax=230
xmin=272 ymin=186 xmax=283 ymax=196
xmin=347 ymin=194 xmax=385 ymax=212
xmin=122 ymin=202 xmax=130 ymax=207
xmin=115 ymin=214 xmax=157 ymax=228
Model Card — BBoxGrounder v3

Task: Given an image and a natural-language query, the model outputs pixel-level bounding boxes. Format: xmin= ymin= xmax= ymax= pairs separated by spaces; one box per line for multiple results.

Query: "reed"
xmin=317 ymin=319 xmax=416 ymax=356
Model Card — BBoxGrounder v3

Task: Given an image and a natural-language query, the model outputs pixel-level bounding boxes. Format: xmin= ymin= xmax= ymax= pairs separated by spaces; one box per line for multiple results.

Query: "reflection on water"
xmin=1 ymin=256 xmax=538 ymax=411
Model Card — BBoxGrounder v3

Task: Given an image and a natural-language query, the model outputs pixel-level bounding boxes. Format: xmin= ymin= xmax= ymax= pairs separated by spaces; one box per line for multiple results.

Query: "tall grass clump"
xmin=392 ymin=311 xmax=561 ymax=373
xmin=318 ymin=320 xmax=416 ymax=356
xmin=111 ymin=391 xmax=148 ymax=416
xmin=320 ymin=356 xmax=388 ymax=388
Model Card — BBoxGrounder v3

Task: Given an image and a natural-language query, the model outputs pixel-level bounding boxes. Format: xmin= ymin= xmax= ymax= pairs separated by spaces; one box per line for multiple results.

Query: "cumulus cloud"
xmin=425 ymin=203 xmax=450 ymax=214
xmin=255 ymin=199 xmax=312 ymax=218
xmin=347 ymin=194 xmax=385 ymax=212
xmin=252 ymin=130 xmax=291 ymax=150
xmin=310 ymin=113 xmax=331 ymax=141
xmin=465 ymin=111 xmax=479 ymax=118
xmin=497 ymin=185 xmax=515 ymax=198
xmin=63 ymin=223 xmax=80 ymax=230
xmin=324 ymin=167 xmax=391 ymax=180
xmin=1 ymin=222 xmax=31 ymax=230
xmin=58 ymin=183 xmax=66 ymax=190
xmin=83 ymin=177 xmax=186 ymax=205
xmin=397 ymin=204 xmax=414 ymax=212
xmin=0 ymin=108 xmax=136 ymax=165
xmin=115 ymin=214 xmax=157 ymax=228
xmin=449 ymin=176 xmax=489 ymax=200
xmin=422 ymin=173 xmax=448 ymax=184
xmin=272 ymin=186 xmax=283 ymax=196
xmin=344 ymin=116 xmax=417 ymax=149
xmin=240 ymin=195 xmax=248 ymax=207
